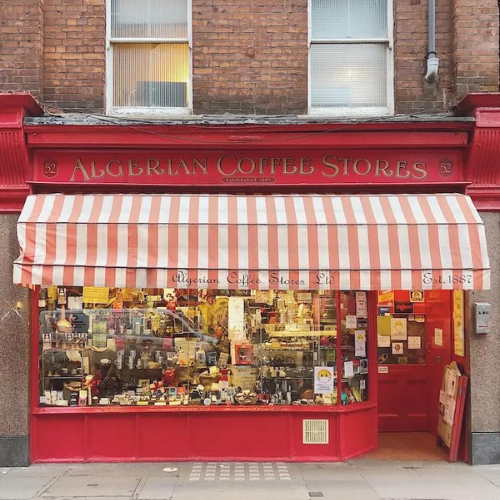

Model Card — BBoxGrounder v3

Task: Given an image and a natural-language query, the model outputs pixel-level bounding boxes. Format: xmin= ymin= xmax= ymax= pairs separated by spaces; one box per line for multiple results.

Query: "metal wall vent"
xmin=303 ymin=419 xmax=329 ymax=444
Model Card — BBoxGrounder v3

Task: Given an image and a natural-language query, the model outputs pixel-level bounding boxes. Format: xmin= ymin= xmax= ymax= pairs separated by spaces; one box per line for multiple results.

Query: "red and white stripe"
xmin=13 ymin=193 xmax=490 ymax=290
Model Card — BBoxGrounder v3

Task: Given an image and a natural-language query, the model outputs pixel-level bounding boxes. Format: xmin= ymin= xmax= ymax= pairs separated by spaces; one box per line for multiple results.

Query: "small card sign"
xmin=83 ymin=287 xmax=109 ymax=304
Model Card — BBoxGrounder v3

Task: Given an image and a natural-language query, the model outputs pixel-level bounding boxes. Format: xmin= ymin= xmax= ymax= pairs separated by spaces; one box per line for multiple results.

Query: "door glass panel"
xmin=377 ymin=290 xmax=426 ymax=365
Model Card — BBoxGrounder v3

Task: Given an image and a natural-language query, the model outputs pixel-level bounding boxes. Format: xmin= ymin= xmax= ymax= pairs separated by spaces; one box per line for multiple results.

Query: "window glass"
xmin=310 ymin=43 xmax=387 ymax=108
xmin=311 ymin=0 xmax=387 ymax=39
xmin=309 ymin=0 xmax=390 ymax=113
xmin=339 ymin=291 xmax=369 ymax=403
xmin=37 ymin=287 xmax=370 ymax=408
xmin=109 ymin=0 xmax=190 ymax=111
xmin=111 ymin=0 xmax=188 ymax=38
xmin=113 ymin=44 xmax=189 ymax=107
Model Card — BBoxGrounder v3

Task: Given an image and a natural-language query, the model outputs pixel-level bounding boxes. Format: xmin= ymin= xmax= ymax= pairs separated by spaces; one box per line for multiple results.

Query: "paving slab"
xmin=366 ymin=479 xmax=447 ymax=500
xmin=183 ymin=461 xmax=300 ymax=483
xmin=304 ymin=480 xmax=380 ymax=500
xmin=172 ymin=481 xmax=309 ymax=500
xmin=433 ymin=479 xmax=500 ymax=500
xmin=358 ymin=465 xmax=423 ymax=483
xmin=64 ymin=464 xmax=181 ymax=478
xmin=416 ymin=467 xmax=484 ymax=481
xmin=136 ymin=477 xmax=179 ymax=500
xmin=41 ymin=476 xmax=141 ymax=498
xmin=299 ymin=463 xmax=364 ymax=481
xmin=474 ymin=465 xmax=500 ymax=487
xmin=0 ymin=475 xmax=55 ymax=500
xmin=38 ymin=497 xmax=134 ymax=500
xmin=367 ymin=477 xmax=500 ymax=500
xmin=6 ymin=464 xmax=70 ymax=478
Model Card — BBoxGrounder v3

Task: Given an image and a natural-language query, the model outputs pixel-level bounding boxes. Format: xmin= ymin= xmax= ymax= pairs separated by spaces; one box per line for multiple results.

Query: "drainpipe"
xmin=424 ymin=0 xmax=439 ymax=83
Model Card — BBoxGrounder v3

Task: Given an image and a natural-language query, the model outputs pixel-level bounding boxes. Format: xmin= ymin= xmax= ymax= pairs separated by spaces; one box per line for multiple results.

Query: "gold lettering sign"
xmin=82 ymin=286 xmax=110 ymax=304
xmin=68 ymin=156 xmax=430 ymax=182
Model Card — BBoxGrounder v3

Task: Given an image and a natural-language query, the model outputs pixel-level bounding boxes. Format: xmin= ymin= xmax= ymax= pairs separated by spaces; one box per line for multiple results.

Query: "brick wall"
xmin=0 ymin=0 xmax=498 ymax=115
xmin=453 ymin=0 xmax=499 ymax=101
xmin=0 ymin=0 xmax=44 ymax=99
xmin=192 ymin=0 xmax=308 ymax=115
xmin=43 ymin=0 xmax=105 ymax=113
xmin=395 ymin=0 xmax=455 ymax=114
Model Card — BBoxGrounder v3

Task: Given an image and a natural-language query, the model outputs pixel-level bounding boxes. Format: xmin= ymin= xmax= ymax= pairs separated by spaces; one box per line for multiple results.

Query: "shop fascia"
xmin=68 ymin=154 xmax=429 ymax=182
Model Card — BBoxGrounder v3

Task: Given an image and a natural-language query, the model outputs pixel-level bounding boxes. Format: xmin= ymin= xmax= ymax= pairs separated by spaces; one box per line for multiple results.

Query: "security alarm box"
xmin=474 ymin=302 xmax=491 ymax=334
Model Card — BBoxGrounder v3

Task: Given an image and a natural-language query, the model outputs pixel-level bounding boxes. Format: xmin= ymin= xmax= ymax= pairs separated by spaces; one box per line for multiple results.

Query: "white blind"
xmin=311 ymin=0 xmax=387 ymax=39
xmin=310 ymin=43 xmax=387 ymax=108
xmin=113 ymin=43 xmax=189 ymax=107
xmin=111 ymin=0 xmax=188 ymax=39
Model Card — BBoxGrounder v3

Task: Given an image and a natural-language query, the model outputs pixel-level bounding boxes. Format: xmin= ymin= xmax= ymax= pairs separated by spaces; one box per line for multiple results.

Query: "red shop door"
xmin=425 ymin=291 xmax=453 ymax=436
xmin=378 ymin=291 xmax=452 ymax=433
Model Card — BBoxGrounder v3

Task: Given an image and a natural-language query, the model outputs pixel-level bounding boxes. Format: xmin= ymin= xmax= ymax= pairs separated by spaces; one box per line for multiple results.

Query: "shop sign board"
xmin=33 ymin=149 xmax=463 ymax=186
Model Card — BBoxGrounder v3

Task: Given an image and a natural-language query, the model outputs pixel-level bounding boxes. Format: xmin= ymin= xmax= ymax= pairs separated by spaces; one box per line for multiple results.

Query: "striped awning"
xmin=14 ymin=193 xmax=490 ymax=290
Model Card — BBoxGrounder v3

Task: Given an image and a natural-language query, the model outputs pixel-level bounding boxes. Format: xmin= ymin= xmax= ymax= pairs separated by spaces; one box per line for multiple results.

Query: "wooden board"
xmin=437 ymin=361 xmax=468 ymax=462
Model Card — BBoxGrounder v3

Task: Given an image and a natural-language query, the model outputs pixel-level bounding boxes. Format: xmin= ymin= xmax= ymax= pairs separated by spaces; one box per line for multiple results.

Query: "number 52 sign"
xmin=43 ymin=159 xmax=57 ymax=178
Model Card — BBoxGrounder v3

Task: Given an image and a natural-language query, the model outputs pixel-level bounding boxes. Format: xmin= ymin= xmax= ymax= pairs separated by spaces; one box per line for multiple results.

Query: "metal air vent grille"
xmin=303 ymin=419 xmax=329 ymax=444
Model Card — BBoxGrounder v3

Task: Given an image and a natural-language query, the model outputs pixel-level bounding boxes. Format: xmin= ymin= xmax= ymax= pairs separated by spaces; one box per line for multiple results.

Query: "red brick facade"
xmin=0 ymin=0 xmax=498 ymax=114
xmin=0 ymin=0 xmax=44 ymax=99
xmin=43 ymin=0 xmax=105 ymax=113
xmin=192 ymin=0 xmax=308 ymax=114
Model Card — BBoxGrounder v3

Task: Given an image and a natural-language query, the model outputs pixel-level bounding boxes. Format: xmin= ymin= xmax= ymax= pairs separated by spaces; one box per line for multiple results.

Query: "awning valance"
xmin=14 ymin=193 xmax=490 ymax=290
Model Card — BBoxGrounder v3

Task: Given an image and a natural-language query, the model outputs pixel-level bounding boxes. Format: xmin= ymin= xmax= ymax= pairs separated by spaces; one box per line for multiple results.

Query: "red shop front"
xmin=4 ymin=97 xmax=491 ymax=462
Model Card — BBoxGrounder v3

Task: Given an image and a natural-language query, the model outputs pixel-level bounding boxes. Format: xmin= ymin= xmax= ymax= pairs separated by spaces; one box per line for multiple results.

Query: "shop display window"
xmin=38 ymin=287 xmax=370 ymax=408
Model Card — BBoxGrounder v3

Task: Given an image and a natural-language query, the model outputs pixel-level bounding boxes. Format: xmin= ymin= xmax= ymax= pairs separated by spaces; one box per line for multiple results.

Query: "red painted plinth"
xmin=31 ymin=404 xmax=377 ymax=462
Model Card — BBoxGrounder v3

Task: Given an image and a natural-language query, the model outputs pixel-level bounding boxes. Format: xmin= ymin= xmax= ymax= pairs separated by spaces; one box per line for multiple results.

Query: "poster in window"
xmin=453 ymin=291 xmax=465 ymax=357
xmin=408 ymin=336 xmax=422 ymax=350
xmin=355 ymin=330 xmax=366 ymax=357
xmin=391 ymin=318 xmax=407 ymax=340
xmin=434 ymin=328 xmax=443 ymax=347
xmin=355 ymin=292 xmax=367 ymax=317
xmin=392 ymin=342 xmax=404 ymax=355
xmin=378 ymin=291 xmax=394 ymax=304
xmin=378 ymin=335 xmax=391 ymax=348
xmin=410 ymin=290 xmax=424 ymax=302
xmin=314 ymin=366 xmax=335 ymax=394
xmin=83 ymin=287 xmax=110 ymax=304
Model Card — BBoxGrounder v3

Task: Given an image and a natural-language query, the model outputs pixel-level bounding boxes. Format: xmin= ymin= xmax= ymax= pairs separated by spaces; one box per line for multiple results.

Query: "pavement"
xmin=1 ymin=460 xmax=500 ymax=500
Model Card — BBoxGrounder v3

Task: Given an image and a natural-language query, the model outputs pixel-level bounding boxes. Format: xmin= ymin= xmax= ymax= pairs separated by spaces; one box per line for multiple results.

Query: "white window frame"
xmin=308 ymin=0 xmax=394 ymax=117
xmin=105 ymin=0 xmax=192 ymax=117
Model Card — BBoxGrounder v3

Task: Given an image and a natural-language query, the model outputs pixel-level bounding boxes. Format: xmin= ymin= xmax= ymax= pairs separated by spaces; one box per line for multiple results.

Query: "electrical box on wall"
xmin=474 ymin=302 xmax=491 ymax=334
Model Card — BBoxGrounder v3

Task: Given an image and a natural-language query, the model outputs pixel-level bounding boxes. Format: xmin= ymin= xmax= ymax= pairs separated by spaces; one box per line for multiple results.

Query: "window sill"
xmin=33 ymin=401 xmax=376 ymax=415
xmin=308 ymin=106 xmax=393 ymax=118
xmin=107 ymin=107 xmax=192 ymax=119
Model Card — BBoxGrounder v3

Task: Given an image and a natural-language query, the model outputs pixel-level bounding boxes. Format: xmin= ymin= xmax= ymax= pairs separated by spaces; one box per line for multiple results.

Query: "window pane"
xmin=113 ymin=43 xmax=189 ymax=107
xmin=312 ymin=0 xmax=387 ymax=39
xmin=310 ymin=43 xmax=387 ymax=108
xmin=111 ymin=0 xmax=188 ymax=38
xmin=39 ymin=287 xmax=366 ymax=408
